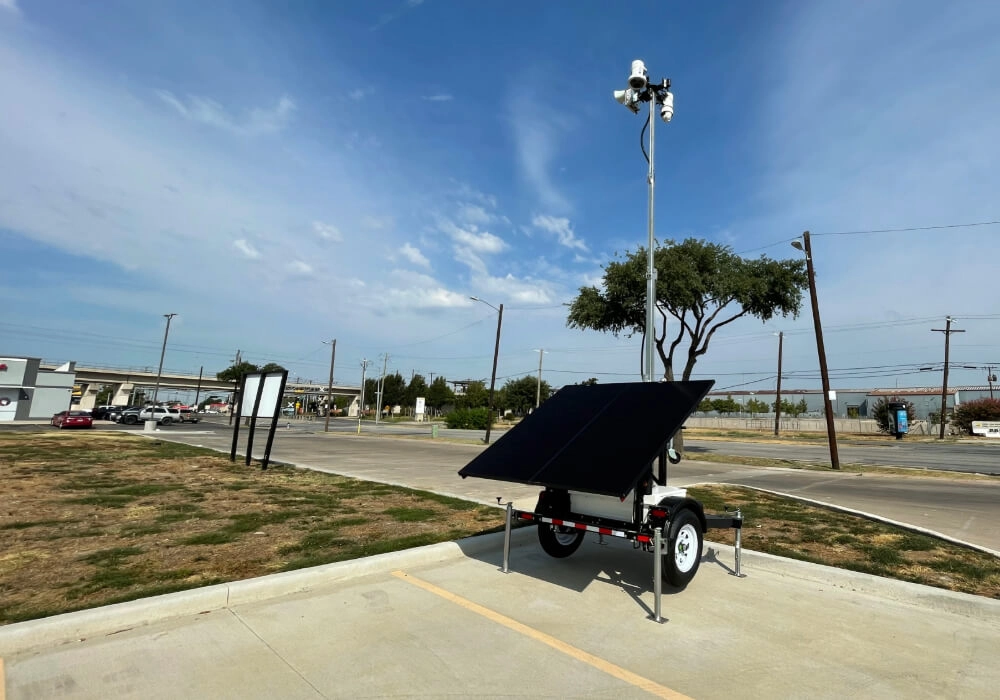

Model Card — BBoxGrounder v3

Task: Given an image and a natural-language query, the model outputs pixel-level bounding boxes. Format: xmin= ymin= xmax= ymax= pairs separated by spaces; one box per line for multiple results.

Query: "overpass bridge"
xmin=42 ymin=364 xmax=361 ymax=409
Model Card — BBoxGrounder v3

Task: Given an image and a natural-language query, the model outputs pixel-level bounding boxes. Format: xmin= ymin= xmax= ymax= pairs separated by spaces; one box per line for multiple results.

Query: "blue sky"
xmin=2 ymin=0 xmax=999 ymax=393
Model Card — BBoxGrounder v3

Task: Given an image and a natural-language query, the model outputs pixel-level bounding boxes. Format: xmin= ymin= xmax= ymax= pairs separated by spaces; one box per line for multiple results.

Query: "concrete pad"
xmin=4 ymin=534 xmax=998 ymax=699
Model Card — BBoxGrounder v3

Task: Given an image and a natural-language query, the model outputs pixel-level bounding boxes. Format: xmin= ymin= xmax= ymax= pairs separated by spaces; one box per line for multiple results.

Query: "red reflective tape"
xmin=551 ymin=519 xmax=564 ymax=527
xmin=598 ymin=528 xmax=612 ymax=535
xmin=574 ymin=522 xmax=588 ymax=531
xmin=651 ymin=509 xmax=667 ymax=518
xmin=518 ymin=513 xmax=533 ymax=521
xmin=636 ymin=535 xmax=651 ymax=543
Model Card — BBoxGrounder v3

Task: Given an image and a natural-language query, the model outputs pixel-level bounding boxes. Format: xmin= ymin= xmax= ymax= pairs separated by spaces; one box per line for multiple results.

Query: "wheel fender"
xmin=655 ymin=497 xmax=707 ymax=533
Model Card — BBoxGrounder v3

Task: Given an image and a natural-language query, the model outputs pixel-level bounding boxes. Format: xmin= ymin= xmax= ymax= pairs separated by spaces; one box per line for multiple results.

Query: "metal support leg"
xmin=732 ymin=508 xmax=745 ymax=578
xmin=651 ymin=526 xmax=665 ymax=623
xmin=502 ymin=500 xmax=513 ymax=574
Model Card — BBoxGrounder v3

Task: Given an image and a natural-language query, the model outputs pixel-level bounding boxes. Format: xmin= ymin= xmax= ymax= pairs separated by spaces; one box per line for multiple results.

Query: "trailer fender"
xmin=649 ymin=497 xmax=707 ymax=532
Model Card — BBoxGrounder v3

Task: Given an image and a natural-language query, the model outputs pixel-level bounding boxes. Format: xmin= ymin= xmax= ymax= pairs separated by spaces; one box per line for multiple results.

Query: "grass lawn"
xmin=0 ymin=432 xmax=504 ymax=624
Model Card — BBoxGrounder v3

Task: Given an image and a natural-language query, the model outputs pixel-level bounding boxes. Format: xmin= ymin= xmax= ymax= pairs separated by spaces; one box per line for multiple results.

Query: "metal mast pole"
xmin=324 ymin=339 xmax=336 ymax=433
xmin=644 ymin=96 xmax=657 ymax=383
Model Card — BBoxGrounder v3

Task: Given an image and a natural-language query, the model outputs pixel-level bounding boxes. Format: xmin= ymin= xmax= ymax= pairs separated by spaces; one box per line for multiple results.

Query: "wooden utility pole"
xmin=323 ymin=339 xmax=336 ymax=433
xmin=535 ymin=349 xmax=546 ymax=408
xmin=774 ymin=332 xmax=783 ymax=436
xmin=932 ymin=317 xmax=964 ymax=439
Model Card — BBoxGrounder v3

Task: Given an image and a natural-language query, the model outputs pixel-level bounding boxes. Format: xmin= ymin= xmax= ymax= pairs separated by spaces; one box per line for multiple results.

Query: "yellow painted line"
xmin=391 ymin=571 xmax=692 ymax=700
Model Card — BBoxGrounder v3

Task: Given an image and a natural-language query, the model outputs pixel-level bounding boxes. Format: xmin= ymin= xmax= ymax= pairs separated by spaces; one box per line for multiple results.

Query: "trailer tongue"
xmin=458 ymin=380 xmax=744 ymax=622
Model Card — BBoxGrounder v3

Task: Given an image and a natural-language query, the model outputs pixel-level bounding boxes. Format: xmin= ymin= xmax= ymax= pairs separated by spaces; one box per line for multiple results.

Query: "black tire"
xmin=538 ymin=524 xmax=585 ymax=558
xmin=124 ymin=415 xmax=138 ymax=425
xmin=663 ymin=509 xmax=703 ymax=588
xmin=160 ymin=417 xmax=172 ymax=425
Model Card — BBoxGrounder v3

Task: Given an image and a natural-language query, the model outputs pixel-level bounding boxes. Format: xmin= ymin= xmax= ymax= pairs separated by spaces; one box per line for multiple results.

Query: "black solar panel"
xmin=458 ymin=380 xmax=714 ymax=497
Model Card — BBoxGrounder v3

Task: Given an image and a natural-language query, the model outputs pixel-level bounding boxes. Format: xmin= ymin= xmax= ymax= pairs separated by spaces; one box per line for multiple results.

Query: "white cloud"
xmin=361 ymin=215 xmax=394 ymax=230
xmin=313 ymin=221 xmax=343 ymax=242
xmin=532 ymin=214 xmax=587 ymax=251
xmin=287 ymin=260 xmax=314 ymax=276
xmin=348 ymin=87 xmax=374 ymax=101
xmin=233 ymin=239 xmax=261 ymax=259
xmin=0 ymin=0 xmax=20 ymax=15
xmin=460 ymin=204 xmax=492 ymax=225
xmin=441 ymin=221 xmax=507 ymax=254
xmin=509 ymin=91 xmax=572 ymax=213
xmin=400 ymin=242 xmax=430 ymax=267
xmin=422 ymin=94 xmax=453 ymax=102
xmin=155 ymin=90 xmax=295 ymax=136
xmin=380 ymin=270 xmax=469 ymax=310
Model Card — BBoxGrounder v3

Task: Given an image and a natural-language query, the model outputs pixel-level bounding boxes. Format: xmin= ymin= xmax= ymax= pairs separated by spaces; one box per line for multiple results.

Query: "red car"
xmin=51 ymin=410 xmax=94 ymax=429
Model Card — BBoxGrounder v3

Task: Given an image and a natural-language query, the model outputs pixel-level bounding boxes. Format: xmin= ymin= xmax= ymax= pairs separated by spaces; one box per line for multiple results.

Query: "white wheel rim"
xmin=554 ymin=527 xmax=578 ymax=545
xmin=673 ymin=523 xmax=699 ymax=573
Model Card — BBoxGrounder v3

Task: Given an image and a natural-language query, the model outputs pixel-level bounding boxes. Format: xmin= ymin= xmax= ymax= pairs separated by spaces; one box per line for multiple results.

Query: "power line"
xmin=813 ymin=220 xmax=1000 ymax=238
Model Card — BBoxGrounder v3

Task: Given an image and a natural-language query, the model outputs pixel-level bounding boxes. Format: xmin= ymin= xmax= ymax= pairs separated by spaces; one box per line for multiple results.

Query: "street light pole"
xmin=774 ymin=331 xmax=783 ymax=436
xmin=791 ymin=232 xmax=839 ymax=470
xmin=151 ymin=313 xmax=177 ymax=409
xmin=471 ymin=297 xmax=504 ymax=444
xmin=323 ymin=339 xmax=336 ymax=433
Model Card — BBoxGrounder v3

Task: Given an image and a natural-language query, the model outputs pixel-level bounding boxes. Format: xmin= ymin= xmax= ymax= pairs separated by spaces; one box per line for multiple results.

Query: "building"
xmin=0 ymin=357 xmax=77 ymax=422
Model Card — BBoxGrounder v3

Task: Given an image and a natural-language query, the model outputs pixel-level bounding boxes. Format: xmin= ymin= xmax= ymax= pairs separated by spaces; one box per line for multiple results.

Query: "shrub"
xmin=952 ymin=398 xmax=1000 ymax=435
xmin=444 ymin=407 xmax=492 ymax=430
xmin=871 ymin=397 xmax=916 ymax=434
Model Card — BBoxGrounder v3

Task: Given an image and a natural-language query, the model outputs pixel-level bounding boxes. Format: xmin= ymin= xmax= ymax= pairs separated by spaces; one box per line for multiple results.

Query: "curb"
xmin=0 ymin=528 xmax=534 ymax=657
xmin=705 ymin=542 xmax=1000 ymax=620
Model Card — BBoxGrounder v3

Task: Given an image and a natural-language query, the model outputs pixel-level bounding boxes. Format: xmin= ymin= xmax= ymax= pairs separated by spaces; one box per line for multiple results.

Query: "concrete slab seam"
xmin=690 ymin=481 xmax=1000 ymax=558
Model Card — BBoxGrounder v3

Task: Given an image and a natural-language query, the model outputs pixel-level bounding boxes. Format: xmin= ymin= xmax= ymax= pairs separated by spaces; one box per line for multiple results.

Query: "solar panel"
xmin=458 ymin=380 xmax=714 ymax=497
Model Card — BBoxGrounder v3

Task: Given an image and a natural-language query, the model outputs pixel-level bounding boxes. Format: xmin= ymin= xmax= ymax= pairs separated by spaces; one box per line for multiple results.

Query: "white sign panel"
xmin=241 ymin=373 xmax=284 ymax=418
xmin=828 ymin=390 xmax=837 ymax=400
xmin=971 ymin=421 xmax=1000 ymax=438
xmin=415 ymin=397 xmax=426 ymax=414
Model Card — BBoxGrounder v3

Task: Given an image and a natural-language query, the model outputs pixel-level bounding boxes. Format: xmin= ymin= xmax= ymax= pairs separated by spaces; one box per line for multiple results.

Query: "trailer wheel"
xmin=663 ymin=509 xmax=702 ymax=588
xmin=538 ymin=524 xmax=585 ymax=558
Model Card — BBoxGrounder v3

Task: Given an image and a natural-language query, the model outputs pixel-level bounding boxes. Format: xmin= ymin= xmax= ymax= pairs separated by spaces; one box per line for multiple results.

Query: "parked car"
xmin=109 ymin=405 xmax=142 ymax=423
xmin=51 ymin=410 xmax=94 ymax=429
xmin=177 ymin=408 xmax=200 ymax=423
xmin=91 ymin=405 xmax=116 ymax=420
xmin=139 ymin=407 xmax=180 ymax=425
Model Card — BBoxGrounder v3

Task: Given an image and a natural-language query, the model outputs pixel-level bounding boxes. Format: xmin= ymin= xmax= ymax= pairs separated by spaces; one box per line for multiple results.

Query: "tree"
xmin=96 ymin=385 xmax=116 ymax=405
xmin=711 ymin=395 xmax=739 ymax=415
xmin=381 ymin=372 xmax=407 ymax=408
xmin=405 ymin=374 xmax=428 ymax=407
xmin=872 ymin=396 xmax=917 ymax=435
xmin=426 ymin=377 xmax=455 ymax=410
xmin=258 ymin=362 xmax=286 ymax=374
xmin=217 ymin=361 xmax=259 ymax=382
xmin=773 ymin=398 xmax=807 ymax=417
xmin=952 ymin=398 xmax=1000 ymax=435
xmin=501 ymin=376 xmax=552 ymax=414
xmin=567 ymin=239 xmax=808 ymax=382
xmin=746 ymin=398 xmax=769 ymax=416
xmin=578 ymin=378 xmax=599 ymax=386
xmin=697 ymin=398 xmax=714 ymax=413
xmin=363 ymin=378 xmax=379 ymax=410
xmin=459 ymin=380 xmax=489 ymax=409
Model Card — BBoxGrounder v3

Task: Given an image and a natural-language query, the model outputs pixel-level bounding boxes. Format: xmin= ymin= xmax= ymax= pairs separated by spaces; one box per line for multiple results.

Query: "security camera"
xmin=659 ymin=91 xmax=674 ymax=123
xmin=613 ymin=88 xmax=639 ymax=114
xmin=628 ymin=59 xmax=648 ymax=90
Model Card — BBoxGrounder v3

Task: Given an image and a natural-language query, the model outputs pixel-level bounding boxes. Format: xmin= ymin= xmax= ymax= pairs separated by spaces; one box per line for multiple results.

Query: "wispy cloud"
xmin=422 ymin=94 xmax=453 ymax=102
xmin=287 ymin=260 xmax=314 ymax=276
xmin=371 ymin=0 xmax=427 ymax=30
xmin=313 ymin=221 xmax=343 ymax=242
xmin=532 ymin=214 xmax=587 ymax=251
xmin=0 ymin=0 xmax=20 ymax=16
xmin=509 ymin=90 xmax=572 ymax=213
xmin=233 ymin=239 xmax=261 ymax=259
xmin=348 ymin=87 xmax=374 ymax=101
xmin=400 ymin=242 xmax=430 ymax=267
xmin=155 ymin=90 xmax=295 ymax=135
xmin=378 ymin=270 xmax=470 ymax=310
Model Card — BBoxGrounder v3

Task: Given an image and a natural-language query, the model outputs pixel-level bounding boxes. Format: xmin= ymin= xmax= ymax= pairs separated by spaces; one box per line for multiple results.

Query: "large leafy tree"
xmin=381 ymin=372 xmax=407 ymax=408
xmin=567 ymin=239 xmax=808 ymax=382
xmin=405 ymin=374 xmax=428 ymax=407
xmin=426 ymin=377 xmax=456 ymax=410
xmin=217 ymin=361 xmax=259 ymax=382
xmin=500 ymin=375 xmax=552 ymax=414
xmin=459 ymin=380 xmax=490 ymax=409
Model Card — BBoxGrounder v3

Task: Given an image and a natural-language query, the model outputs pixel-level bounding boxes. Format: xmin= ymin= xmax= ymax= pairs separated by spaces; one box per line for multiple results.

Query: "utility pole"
xmin=228 ymin=349 xmax=241 ymax=426
xmin=791 ymin=232 xmax=839 ymax=470
xmin=932 ymin=317 xmax=964 ymax=439
xmin=358 ymin=358 xmax=372 ymax=435
xmin=323 ymin=339 xmax=336 ymax=433
xmin=193 ymin=366 xmax=203 ymax=409
xmin=535 ymin=349 xmax=547 ymax=409
xmin=988 ymin=366 xmax=996 ymax=400
xmin=774 ymin=331 xmax=783 ymax=436
xmin=375 ymin=353 xmax=388 ymax=425
xmin=151 ymin=313 xmax=177 ymax=408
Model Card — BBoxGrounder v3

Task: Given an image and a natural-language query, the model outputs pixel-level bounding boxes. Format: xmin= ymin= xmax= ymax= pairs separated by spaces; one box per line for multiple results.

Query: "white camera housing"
xmin=659 ymin=91 xmax=674 ymax=123
xmin=628 ymin=59 xmax=648 ymax=90
xmin=613 ymin=88 xmax=640 ymax=114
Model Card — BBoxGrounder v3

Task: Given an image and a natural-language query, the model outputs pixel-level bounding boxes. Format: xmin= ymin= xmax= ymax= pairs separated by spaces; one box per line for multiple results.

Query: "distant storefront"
xmin=0 ymin=357 xmax=77 ymax=422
